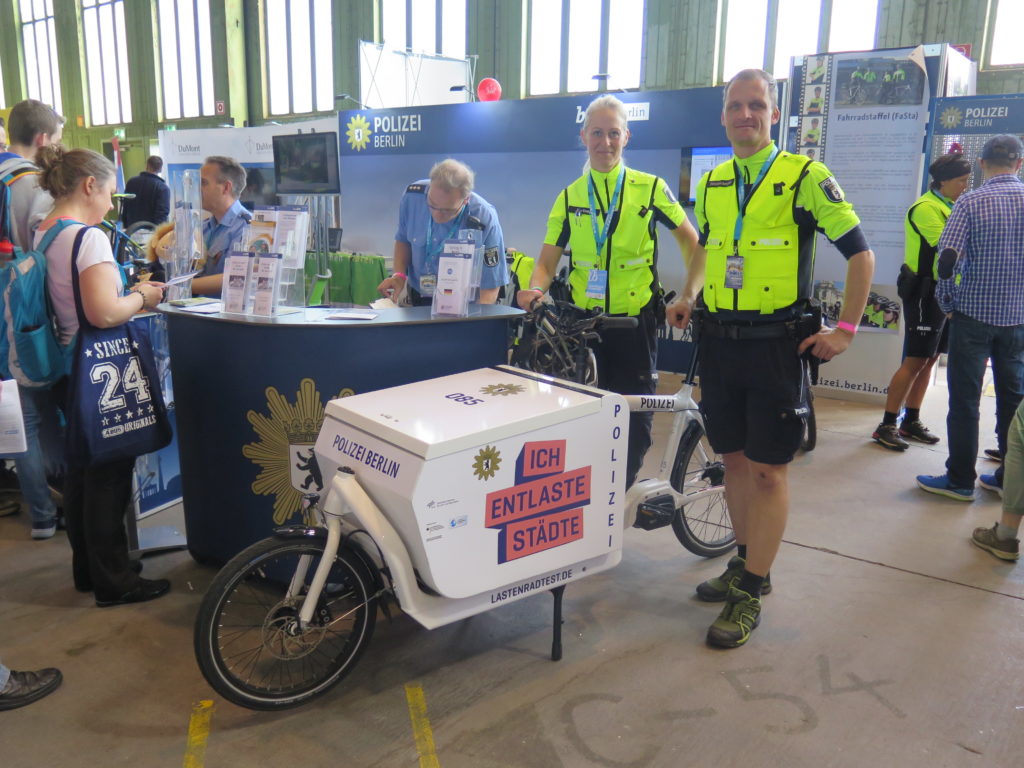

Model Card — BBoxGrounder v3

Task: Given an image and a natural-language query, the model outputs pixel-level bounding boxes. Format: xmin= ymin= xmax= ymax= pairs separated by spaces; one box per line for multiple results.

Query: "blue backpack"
xmin=0 ymin=165 xmax=75 ymax=388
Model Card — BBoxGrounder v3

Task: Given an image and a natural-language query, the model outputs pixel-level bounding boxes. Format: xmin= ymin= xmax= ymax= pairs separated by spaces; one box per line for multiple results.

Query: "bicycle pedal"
xmin=634 ymin=494 xmax=676 ymax=530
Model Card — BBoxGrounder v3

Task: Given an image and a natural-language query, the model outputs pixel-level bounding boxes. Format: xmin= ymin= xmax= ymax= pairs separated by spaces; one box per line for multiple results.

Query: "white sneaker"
xmin=31 ymin=524 xmax=56 ymax=540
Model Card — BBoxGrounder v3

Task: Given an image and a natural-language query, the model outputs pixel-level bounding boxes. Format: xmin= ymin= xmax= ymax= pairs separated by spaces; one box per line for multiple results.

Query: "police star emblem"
xmin=480 ymin=383 xmax=525 ymax=396
xmin=345 ymin=115 xmax=372 ymax=151
xmin=939 ymin=107 xmax=963 ymax=130
xmin=473 ymin=446 xmax=501 ymax=480
xmin=243 ymin=378 xmax=354 ymax=525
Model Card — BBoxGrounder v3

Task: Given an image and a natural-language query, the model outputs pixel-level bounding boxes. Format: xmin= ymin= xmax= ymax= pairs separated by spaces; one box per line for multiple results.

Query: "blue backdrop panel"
xmin=338 ymin=88 xmax=729 ymax=272
xmin=340 ymin=149 xmax=684 ymax=257
xmin=338 ymin=88 xmax=732 ymax=373
xmin=927 ymin=94 xmax=1024 ymax=189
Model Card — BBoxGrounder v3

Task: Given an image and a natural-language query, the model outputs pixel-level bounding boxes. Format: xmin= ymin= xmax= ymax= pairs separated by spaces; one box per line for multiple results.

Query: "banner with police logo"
xmin=929 ymin=94 xmax=1024 ymax=189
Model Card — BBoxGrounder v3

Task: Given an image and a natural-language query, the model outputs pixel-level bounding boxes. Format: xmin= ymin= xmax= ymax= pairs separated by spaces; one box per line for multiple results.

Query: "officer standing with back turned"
xmin=667 ymin=69 xmax=874 ymax=649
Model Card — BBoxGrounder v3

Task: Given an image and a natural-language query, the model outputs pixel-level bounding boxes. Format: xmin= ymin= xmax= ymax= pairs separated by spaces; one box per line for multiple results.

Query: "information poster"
xmin=790 ymin=47 xmax=930 ymax=401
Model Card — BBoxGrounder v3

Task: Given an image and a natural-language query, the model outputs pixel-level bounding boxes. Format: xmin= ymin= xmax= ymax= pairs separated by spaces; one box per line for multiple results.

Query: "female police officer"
xmin=517 ymin=95 xmax=699 ymax=488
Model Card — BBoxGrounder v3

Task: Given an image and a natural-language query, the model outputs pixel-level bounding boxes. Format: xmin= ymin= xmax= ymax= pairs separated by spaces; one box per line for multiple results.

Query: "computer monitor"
xmin=679 ymin=146 xmax=733 ymax=205
xmin=272 ymin=132 xmax=341 ymax=195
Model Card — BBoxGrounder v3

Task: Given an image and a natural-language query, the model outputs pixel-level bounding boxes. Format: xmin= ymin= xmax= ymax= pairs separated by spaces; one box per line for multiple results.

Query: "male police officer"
xmin=192 ymin=155 xmax=250 ymax=298
xmin=378 ymin=158 xmax=508 ymax=305
xmin=667 ymin=69 xmax=874 ymax=648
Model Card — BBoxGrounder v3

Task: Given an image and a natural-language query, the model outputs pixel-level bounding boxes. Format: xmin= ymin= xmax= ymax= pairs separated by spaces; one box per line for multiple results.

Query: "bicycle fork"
xmin=294 ymin=470 xmax=353 ymax=629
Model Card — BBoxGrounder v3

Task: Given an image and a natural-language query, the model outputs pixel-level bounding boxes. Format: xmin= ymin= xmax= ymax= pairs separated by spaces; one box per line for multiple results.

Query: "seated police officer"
xmin=192 ymin=155 xmax=251 ymax=298
xmin=667 ymin=69 xmax=874 ymax=649
xmin=378 ymin=159 xmax=508 ymax=305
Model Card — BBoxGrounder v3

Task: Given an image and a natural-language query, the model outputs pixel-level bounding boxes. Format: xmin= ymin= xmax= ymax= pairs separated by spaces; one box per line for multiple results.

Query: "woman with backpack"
xmin=35 ymin=145 xmax=169 ymax=606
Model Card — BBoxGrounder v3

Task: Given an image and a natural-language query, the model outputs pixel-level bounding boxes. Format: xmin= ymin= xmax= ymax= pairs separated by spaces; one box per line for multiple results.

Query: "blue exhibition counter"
xmin=161 ymin=304 xmax=522 ymax=564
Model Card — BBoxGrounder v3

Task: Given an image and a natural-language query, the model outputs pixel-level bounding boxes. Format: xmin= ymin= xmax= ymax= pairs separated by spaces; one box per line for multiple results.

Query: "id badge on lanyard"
xmin=587 ymin=167 xmax=625 ymax=302
xmin=585 ymin=269 xmax=608 ymax=300
xmin=724 ymin=254 xmax=744 ymax=290
xmin=729 ymin=146 xmax=779 ymax=291
xmin=423 ymin=207 xmax=466 ymax=293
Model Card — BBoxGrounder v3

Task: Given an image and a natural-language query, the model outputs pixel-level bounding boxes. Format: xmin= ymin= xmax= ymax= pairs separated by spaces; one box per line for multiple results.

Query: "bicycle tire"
xmin=124 ymin=220 xmax=157 ymax=237
xmin=194 ymin=535 xmax=377 ymax=710
xmin=668 ymin=420 xmax=735 ymax=558
xmin=125 ymin=220 xmax=157 ymax=251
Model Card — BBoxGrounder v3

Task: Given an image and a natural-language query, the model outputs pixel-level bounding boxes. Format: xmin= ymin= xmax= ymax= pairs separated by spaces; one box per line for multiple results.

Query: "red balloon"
xmin=477 ymin=77 xmax=502 ymax=102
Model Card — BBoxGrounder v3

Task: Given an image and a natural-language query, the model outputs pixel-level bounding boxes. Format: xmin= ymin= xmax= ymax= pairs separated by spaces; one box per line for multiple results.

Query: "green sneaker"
xmin=971 ymin=523 xmax=1020 ymax=561
xmin=706 ymin=586 xmax=762 ymax=649
xmin=695 ymin=556 xmax=772 ymax=602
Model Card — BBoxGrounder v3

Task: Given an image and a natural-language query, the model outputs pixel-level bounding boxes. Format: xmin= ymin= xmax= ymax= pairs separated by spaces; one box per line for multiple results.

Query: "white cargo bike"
xmin=193 ymin=303 xmax=733 ymax=709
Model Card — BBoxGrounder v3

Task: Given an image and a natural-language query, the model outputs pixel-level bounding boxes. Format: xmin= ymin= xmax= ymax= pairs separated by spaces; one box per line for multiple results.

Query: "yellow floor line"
xmin=183 ymin=699 xmax=215 ymax=768
xmin=405 ymin=683 xmax=441 ymax=768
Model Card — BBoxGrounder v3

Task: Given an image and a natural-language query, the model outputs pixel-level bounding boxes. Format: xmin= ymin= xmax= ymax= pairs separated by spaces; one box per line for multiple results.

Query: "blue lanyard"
xmin=424 ymin=205 xmax=466 ymax=270
xmin=733 ymin=145 xmax=779 ymax=246
xmin=930 ymin=189 xmax=953 ymax=212
xmin=588 ymin=165 xmax=626 ymax=259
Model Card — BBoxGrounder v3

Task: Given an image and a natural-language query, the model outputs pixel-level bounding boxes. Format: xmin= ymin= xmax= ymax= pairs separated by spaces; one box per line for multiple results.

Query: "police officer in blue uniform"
xmin=193 ymin=155 xmax=251 ymax=298
xmin=378 ymin=158 xmax=508 ymax=305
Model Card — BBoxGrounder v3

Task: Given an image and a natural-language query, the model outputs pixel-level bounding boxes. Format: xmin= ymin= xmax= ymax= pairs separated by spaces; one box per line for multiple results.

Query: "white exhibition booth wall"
xmin=158 ymin=116 xmax=338 ymax=209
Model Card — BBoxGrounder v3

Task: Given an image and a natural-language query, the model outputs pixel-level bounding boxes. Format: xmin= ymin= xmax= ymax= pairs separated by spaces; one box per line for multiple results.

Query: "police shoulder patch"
xmin=818 ymin=176 xmax=844 ymax=203
xmin=484 ymin=245 xmax=500 ymax=267
xmin=662 ymin=183 xmax=678 ymax=205
xmin=406 ymin=183 xmax=426 ymax=193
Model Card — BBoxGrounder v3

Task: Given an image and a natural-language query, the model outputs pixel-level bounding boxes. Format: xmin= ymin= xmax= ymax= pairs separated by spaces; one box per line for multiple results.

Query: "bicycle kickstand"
xmin=550 ymin=585 xmax=566 ymax=661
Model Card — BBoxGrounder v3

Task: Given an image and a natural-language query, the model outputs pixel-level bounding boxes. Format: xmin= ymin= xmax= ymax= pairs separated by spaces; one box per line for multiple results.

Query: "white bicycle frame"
xmin=293 ymin=375 xmax=722 ymax=633
xmin=619 ymin=380 xmax=719 ymax=527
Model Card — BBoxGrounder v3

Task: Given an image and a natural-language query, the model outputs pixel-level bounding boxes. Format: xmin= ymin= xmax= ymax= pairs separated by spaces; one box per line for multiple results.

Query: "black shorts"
xmin=902 ymin=295 xmax=948 ymax=358
xmin=698 ymin=335 xmax=807 ymax=465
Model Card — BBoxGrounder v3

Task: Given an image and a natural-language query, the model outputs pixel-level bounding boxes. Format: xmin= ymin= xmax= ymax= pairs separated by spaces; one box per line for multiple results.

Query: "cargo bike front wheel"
xmin=194 ymin=535 xmax=378 ymax=710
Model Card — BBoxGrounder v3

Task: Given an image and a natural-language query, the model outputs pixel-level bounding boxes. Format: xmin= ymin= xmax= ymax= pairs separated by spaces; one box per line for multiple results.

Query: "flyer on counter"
xmin=222 ymin=251 xmax=256 ymax=314
xmin=251 ymin=253 xmax=284 ymax=316
xmin=246 ymin=215 xmax=277 ymax=254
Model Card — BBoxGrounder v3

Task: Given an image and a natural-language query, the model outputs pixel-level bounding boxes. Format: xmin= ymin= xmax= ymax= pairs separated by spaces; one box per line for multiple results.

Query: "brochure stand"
xmin=431 ymin=238 xmax=476 ymax=317
xmin=305 ymin=195 xmax=337 ymax=305
xmin=247 ymin=205 xmax=310 ymax=308
xmin=430 ymin=235 xmax=485 ymax=318
xmin=169 ymin=169 xmax=202 ymax=302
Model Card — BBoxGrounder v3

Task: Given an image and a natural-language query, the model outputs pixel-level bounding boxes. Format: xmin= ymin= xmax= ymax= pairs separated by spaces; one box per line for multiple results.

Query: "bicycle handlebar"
xmin=597 ymin=316 xmax=638 ymax=330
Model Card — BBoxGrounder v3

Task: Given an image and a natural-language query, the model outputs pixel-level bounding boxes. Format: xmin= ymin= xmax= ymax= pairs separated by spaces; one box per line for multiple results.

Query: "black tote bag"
xmin=64 ymin=225 xmax=171 ymax=467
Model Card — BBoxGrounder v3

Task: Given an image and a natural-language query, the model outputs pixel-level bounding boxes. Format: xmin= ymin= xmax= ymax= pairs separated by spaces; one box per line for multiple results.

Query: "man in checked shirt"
xmin=917 ymin=134 xmax=1024 ymax=502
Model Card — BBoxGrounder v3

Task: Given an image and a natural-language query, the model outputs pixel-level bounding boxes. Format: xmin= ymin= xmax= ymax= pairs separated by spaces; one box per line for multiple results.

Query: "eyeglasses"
xmin=426 ymin=189 xmax=466 ymax=215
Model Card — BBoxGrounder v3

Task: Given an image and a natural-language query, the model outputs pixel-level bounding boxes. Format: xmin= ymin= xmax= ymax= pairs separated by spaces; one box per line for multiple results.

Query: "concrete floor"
xmin=2 ymin=375 xmax=1023 ymax=768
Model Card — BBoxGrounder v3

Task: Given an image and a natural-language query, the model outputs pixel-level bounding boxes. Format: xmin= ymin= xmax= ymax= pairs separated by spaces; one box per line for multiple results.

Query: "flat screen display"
xmin=272 ymin=132 xmax=341 ymax=194
xmin=679 ymin=146 xmax=733 ymax=205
